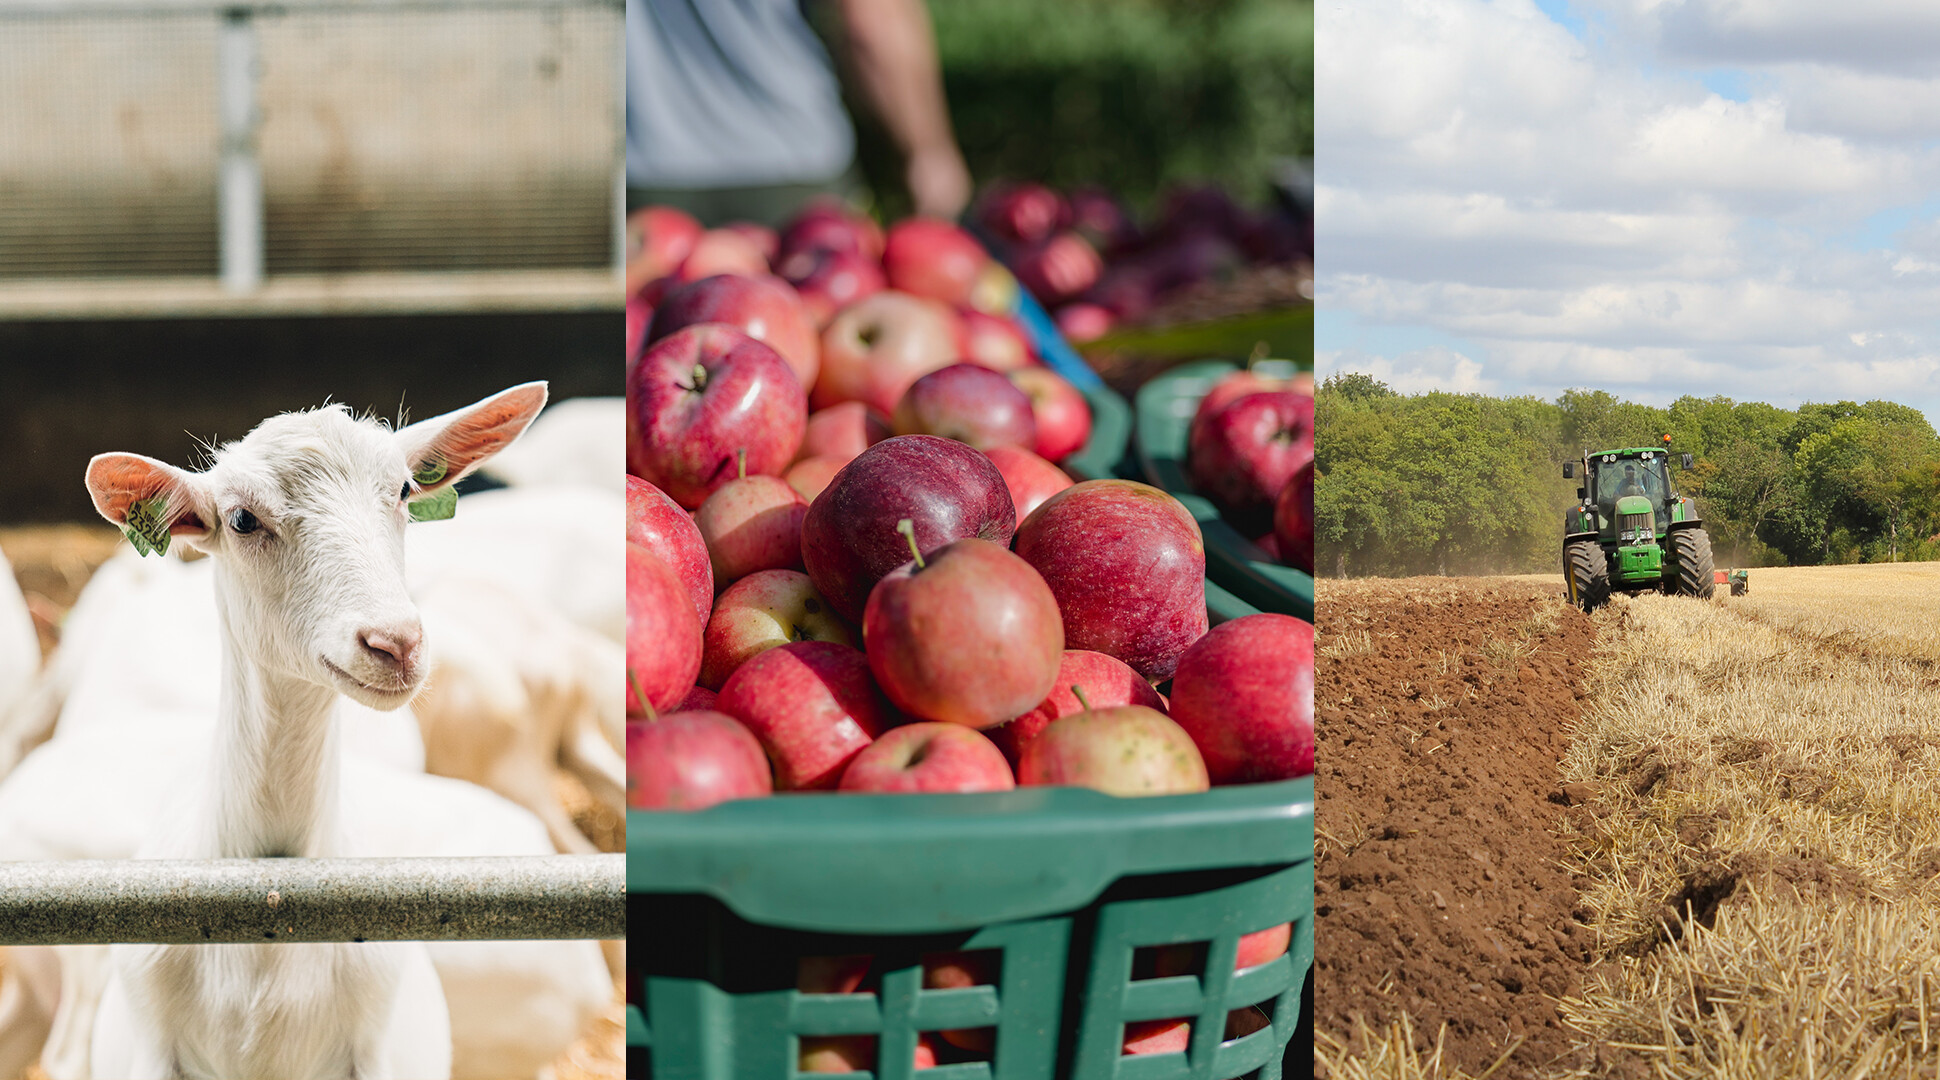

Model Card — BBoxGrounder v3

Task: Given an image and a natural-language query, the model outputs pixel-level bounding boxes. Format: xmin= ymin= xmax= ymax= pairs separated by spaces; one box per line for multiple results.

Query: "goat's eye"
xmin=228 ymin=508 xmax=261 ymax=535
xmin=399 ymin=482 xmax=411 ymax=503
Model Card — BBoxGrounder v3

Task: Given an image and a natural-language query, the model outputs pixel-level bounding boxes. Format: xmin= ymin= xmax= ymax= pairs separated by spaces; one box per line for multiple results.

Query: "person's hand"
xmin=906 ymin=143 xmax=972 ymax=220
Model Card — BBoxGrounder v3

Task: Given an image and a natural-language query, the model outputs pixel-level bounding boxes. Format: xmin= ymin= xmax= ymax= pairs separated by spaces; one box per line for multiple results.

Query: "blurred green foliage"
xmin=828 ymin=0 xmax=1312 ymax=220
xmin=1316 ymin=378 xmax=1940 ymax=577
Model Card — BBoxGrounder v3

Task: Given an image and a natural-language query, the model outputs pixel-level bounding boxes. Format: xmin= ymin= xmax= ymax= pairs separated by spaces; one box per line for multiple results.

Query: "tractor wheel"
xmin=1670 ymin=528 xmax=1716 ymax=599
xmin=1565 ymin=541 xmax=1610 ymax=612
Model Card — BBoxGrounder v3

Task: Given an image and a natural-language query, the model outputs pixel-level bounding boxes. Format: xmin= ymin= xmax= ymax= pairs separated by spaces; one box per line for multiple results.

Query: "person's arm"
xmin=836 ymin=0 xmax=972 ymax=219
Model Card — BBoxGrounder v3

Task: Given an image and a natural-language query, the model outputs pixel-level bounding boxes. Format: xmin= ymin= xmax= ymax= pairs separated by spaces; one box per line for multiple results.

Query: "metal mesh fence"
xmin=0 ymin=0 xmax=620 ymax=282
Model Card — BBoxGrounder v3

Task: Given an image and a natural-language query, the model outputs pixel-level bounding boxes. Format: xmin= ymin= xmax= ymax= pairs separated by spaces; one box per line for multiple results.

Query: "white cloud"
xmin=1319 ymin=346 xmax=1497 ymax=395
xmin=1317 ymin=0 xmax=1940 ymax=414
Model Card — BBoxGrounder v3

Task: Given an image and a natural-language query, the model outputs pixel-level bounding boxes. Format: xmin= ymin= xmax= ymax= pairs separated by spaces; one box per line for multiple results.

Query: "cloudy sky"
xmin=1314 ymin=0 xmax=1940 ymax=416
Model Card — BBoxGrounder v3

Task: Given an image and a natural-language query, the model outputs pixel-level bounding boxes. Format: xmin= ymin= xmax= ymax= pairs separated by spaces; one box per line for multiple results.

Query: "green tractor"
xmin=1561 ymin=438 xmax=1715 ymax=611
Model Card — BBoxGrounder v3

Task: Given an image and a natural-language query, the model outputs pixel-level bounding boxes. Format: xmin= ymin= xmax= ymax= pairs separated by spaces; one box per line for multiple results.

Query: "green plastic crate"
xmin=1132 ymin=361 xmax=1314 ymax=623
xmin=627 ymin=774 xmax=1312 ymax=1079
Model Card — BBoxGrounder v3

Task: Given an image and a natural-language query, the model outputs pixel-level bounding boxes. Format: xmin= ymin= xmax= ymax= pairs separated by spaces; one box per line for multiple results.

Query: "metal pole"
xmin=0 ymin=854 xmax=623 ymax=945
xmin=217 ymin=7 xmax=264 ymax=292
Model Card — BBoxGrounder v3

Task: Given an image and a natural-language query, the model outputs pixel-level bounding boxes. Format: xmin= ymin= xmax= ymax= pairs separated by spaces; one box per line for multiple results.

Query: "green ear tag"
xmin=123 ymin=495 xmax=171 ymax=557
xmin=413 ymin=459 xmax=449 ymax=487
xmin=408 ymin=486 xmax=457 ymax=522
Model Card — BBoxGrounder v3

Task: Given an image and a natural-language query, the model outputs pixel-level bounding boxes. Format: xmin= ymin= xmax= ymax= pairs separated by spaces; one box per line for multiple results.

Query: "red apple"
xmin=779 ymin=199 xmax=883 ymax=262
xmin=626 ymin=205 xmax=702 ymax=295
xmin=798 ymin=954 xmax=871 ymax=994
xmin=892 ymin=363 xmax=1038 ymax=451
xmin=838 ymin=722 xmax=1015 ymax=793
xmin=625 ymin=710 xmax=771 ymax=810
xmin=718 ymin=221 xmax=779 ymax=264
xmin=796 ymin=402 xmax=890 ymax=466
xmin=982 ymin=444 xmax=1073 ymax=527
xmin=1167 ymin=613 xmax=1313 ymax=783
xmin=626 ymin=475 xmax=712 ymax=628
xmin=1276 ymin=462 xmax=1314 ymax=573
xmin=1055 ymin=302 xmax=1114 ymax=344
xmin=777 ymin=246 xmax=887 ymax=328
xmin=813 ymin=291 xmax=961 ymax=415
xmin=864 ymin=537 xmax=1063 ymax=729
xmin=675 ymin=229 xmax=770 ymax=282
xmin=978 ymin=181 xmax=1067 ymax=245
xmin=1188 ymin=390 xmax=1314 ymax=538
xmin=628 ymin=324 xmax=806 ymax=509
xmin=717 ymin=641 xmax=892 ymax=790
xmin=1012 ymin=231 xmax=1103 ymax=305
xmin=956 ymin=308 xmax=1035 ymax=372
xmin=798 ymin=1035 xmax=936 ymax=1074
xmin=675 ymin=685 xmax=718 ymax=712
xmin=784 ymin=455 xmax=846 ymax=502
xmin=1226 ymin=1006 xmax=1272 ymax=1040
xmin=646 ymin=274 xmax=821 ymax=393
xmin=882 ymin=217 xmax=1017 ymax=314
xmin=1068 ymin=185 xmax=1138 ymax=254
xmin=1191 ymin=369 xmax=1305 ymax=441
xmin=988 ymin=649 xmax=1166 ymax=768
xmin=801 ymin=435 xmax=1017 ymax=624
xmin=626 ymin=543 xmax=703 ymax=715
xmin=1017 ymin=703 xmax=1209 ymax=796
xmin=1008 ymin=366 xmax=1092 ymax=463
xmin=1013 ymin=480 xmax=1208 ymax=681
xmin=1123 ymin=1019 xmax=1190 ymax=1055
xmin=924 ymin=951 xmax=998 ymax=1052
xmin=1152 ymin=922 xmax=1293 ymax=978
xmin=694 ymin=470 xmax=808 ymax=587
xmin=699 ymin=569 xmax=854 ymax=690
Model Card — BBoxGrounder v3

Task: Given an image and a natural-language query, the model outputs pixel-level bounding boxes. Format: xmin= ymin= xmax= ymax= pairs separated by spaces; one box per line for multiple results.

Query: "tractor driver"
xmin=1618 ymin=463 xmax=1647 ymax=499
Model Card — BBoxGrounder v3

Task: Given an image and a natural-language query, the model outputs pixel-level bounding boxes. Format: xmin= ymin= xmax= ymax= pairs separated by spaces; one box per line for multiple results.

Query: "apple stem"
xmin=736 ymin=447 xmax=747 ymax=480
xmin=1071 ymin=684 xmax=1093 ymax=713
xmin=897 ymin=518 xmax=926 ymax=570
xmin=628 ymin=668 xmax=657 ymax=721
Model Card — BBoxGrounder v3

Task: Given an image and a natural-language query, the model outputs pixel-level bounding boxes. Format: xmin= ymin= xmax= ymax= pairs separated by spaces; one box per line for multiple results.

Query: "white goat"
xmin=80 ymin=382 xmax=547 ymax=1080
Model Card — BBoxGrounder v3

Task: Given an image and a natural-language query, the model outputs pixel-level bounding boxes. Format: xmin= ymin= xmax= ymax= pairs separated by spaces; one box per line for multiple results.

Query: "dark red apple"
xmin=626 ymin=710 xmax=771 ymax=811
xmin=675 ymin=685 xmax=718 ymax=712
xmin=626 ymin=292 xmax=651 ymax=366
xmin=699 ymin=569 xmax=854 ymax=690
xmin=1067 ymin=185 xmax=1138 ymax=254
xmin=777 ymin=246 xmax=886 ymax=328
xmin=778 ymin=199 xmax=884 ymax=262
xmin=626 ymin=543 xmax=703 ymax=715
xmin=812 ymin=291 xmax=961 ymax=415
xmin=1008 ymin=366 xmax=1091 ymax=462
xmin=1018 ymin=702 xmax=1209 ymax=796
xmin=1167 ymin=613 xmax=1313 ymax=783
xmin=626 ymin=205 xmax=701 ymax=296
xmin=1191 ymin=368 xmax=1306 ymax=439
xmin=646 ymin=274 xmax=821 ymax=393
xmin=956 ymin=308 xmax=1034 ymax=372
xmin=1012 ymin=231 xmax=1103 ymax=305
xmin=796 ymin=401 xmax=889 ymax=466
xmin=1188 ymin=390 xmax=1314 ymax=534
xmin=627 ymin=324 xmax=806 ymax=509
xmin=798 ymin=954 xmax=871 ymax=994
xmin=892 ymin=363 xmax=1038 ymax=450
xmin=1276 ymin=462 xmax=1314 ymax=573
xmin=988 ymin=649 xmax=1166 ymax=768
xmin=625 ymin=475 xmax=712 ymax=627
xmin=694 ymin=471 xmax=808 ymax=587
xmin=977 ymin=181 xmax=1067 ymax=245
xmin=882 ymin=217 xmax=1016 ymax=314
xmin=674 ymin=229 xmax=769 ymax=283
xmin=716 ymin=641 xmax=893 ymax=790
xmin=1013 ymin=480 xmax=1208 ymax=681
xmin=982 ymin=444 xmax=1073 ymax=527
xmin=800 ymin=435 xmax=1017 ymax=623
xmin=863 ymin=536 xmax=1062 ymax=728
xmin=838 ymin=722 xmax=1015 ymax=793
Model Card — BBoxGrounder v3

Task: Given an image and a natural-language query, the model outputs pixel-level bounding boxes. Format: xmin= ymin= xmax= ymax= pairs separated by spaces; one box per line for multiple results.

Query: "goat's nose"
xmin=358 ymin=624 xmax=422 ymax=672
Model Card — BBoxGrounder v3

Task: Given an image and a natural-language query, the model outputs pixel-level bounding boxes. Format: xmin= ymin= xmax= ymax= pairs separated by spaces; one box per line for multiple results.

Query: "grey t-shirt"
xmin=626 ymin=0 xmax=857 ymax=189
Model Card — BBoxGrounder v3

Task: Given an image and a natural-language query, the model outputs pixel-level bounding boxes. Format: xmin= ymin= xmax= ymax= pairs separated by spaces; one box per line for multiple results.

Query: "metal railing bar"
xmin=0 ymin=854 xmax=623 ymax=945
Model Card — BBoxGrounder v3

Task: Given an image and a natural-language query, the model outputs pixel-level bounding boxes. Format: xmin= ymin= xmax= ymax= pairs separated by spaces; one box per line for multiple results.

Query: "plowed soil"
xmin=1315 ymin=578 xmax=1597 ymax=1075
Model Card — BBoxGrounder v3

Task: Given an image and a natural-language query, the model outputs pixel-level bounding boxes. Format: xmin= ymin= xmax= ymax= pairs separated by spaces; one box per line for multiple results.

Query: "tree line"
xmin=1314 ymin=373 xmax=1940 ymax=577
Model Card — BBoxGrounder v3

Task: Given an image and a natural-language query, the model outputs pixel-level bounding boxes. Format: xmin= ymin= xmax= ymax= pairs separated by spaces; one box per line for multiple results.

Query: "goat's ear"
xmin=84 ymin=454 xmax=214 ymax=556
xmin=396 ymin=381 xmax=549 ymax=490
